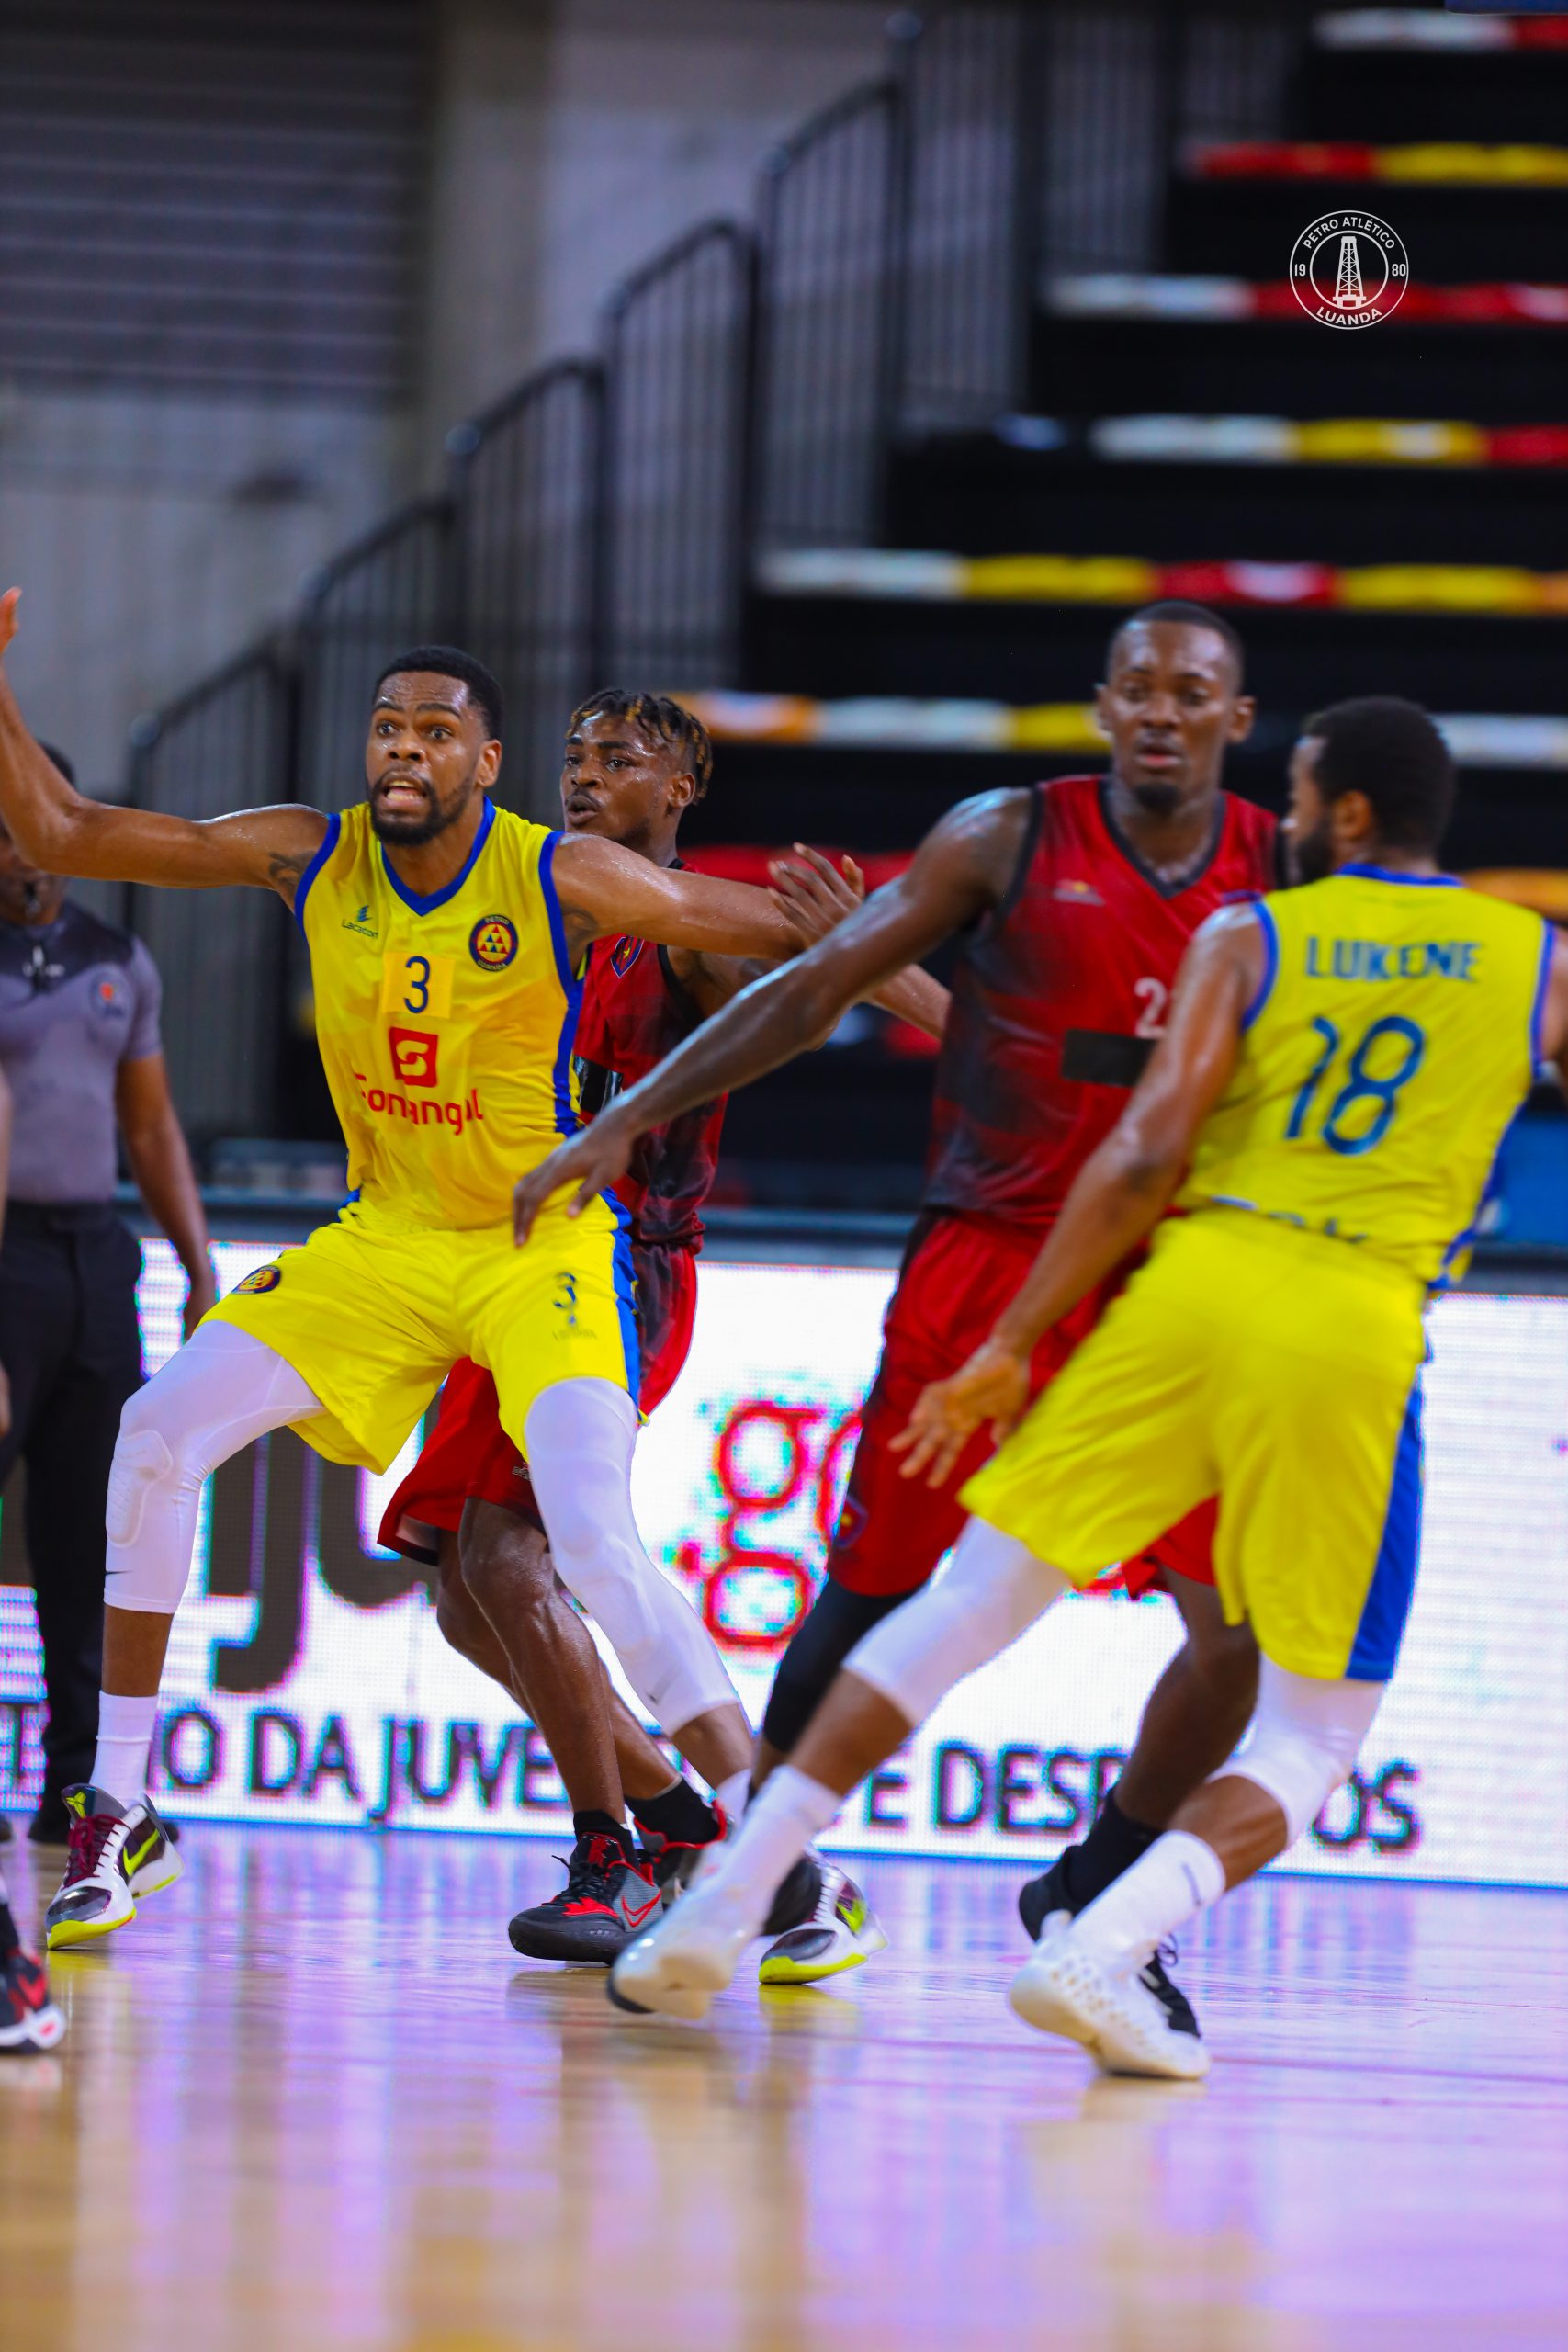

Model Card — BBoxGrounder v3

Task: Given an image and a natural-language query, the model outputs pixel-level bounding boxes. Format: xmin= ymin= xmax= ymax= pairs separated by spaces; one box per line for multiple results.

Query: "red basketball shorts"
xmin=378 ymin=1241 xmax=700 ymax=1555
xmin=826 ymin=1209 xmax=1217 ymax=1600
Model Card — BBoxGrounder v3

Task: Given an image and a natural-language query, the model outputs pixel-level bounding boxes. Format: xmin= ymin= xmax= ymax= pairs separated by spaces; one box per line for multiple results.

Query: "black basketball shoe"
xmin=1018 ymin=1852 xmax=1199 ymax=2041
xmin=508 ymin=1834 xmax=664 ymax=1964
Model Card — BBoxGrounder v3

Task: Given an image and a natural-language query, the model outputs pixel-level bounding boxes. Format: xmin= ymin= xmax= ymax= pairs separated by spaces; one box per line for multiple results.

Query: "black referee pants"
xmin=0 ymin=1204 xmax=144 ymax=1802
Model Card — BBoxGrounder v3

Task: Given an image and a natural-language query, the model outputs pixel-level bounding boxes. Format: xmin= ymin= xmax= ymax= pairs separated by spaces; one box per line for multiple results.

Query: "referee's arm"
xmin=115 ymin=1055 xmax=215 ymax=1340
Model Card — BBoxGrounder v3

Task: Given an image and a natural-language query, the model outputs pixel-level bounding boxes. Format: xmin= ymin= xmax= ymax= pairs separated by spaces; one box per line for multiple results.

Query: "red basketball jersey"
xmin=923 ymin=774 xmax=1279 ymax=1229
xmin=572 ymin=932 xmax=728 ymax=1249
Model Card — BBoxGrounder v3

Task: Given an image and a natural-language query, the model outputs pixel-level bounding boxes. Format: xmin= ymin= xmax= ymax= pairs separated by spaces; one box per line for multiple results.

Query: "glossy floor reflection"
xmin=2 ymin=1825 xmax=1565 ymax=2352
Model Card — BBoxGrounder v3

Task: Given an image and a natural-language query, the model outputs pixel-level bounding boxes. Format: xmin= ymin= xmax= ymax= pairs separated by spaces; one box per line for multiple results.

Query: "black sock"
xmin=572 ymin=1809 xmax=634 ymax=1861
xmin=0 ymin=1897 xmax=18 ymax=1956
xmin=1063 ymin=1792 xmax=1160 ymax=1907
xmin=628 ymin=1776 xmax=718 ymax=1846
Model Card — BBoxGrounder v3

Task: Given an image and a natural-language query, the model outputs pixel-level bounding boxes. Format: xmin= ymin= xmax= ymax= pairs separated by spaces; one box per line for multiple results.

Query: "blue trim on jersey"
xmin=293 ymin=812 xmax=342 ymax=936
xmin=538 ymin=830 xmax=585 ymax=1136
xmin=379 ymin=793 xmax=495 ymax=916
xmin=1347 ymin=1381 xmax=1424 ymax=1681
xmin=599 ymin=1192 xmax=642 ymax=1400
xmin=1529 ymin=917 xmax=1554 ymax=1066
xmin=1338 ymin=863 xmax=1461 ymax=889
xmin=1240 ymin=900 xmax=1279 ymax=1031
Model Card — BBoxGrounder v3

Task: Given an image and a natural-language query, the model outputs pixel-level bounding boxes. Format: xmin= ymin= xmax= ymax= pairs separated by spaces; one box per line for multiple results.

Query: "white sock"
xmin=694 ymin=1766 xmax=840 ymax=1937
xmin=1067 ymin=1829 xmax=1226 ymax=1973
xmin=92 ymin=1693 xmax=158 ymax=1808
xmin=715 ymin=1769 xmax=751 ymax=1827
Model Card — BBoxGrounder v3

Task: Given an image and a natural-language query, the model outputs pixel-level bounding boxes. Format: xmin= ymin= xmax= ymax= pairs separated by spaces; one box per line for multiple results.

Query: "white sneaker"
xmin=758 ymin=1864 xmax=888 ymax=1985
xmin=607 ymin=1883 xmax=753 ymax=2021
xmin=45 ymin=1786 xmax=183 ymax=1951
xmin=1008 ymin=1913 xmax=1210 ymax=2080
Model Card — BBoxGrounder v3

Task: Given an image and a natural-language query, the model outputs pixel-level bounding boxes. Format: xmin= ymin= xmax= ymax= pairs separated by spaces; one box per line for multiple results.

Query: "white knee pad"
xmin=1225 ymin=1657 xmax=1386 ymax=1846
xmin=106 ymin=1426 xmax=175 ymax=1547
xmin=104 ymin=1324 xmax=321 ymax=1616
xmin=525 ymin=1377 xmax=740 ymax=1736
xmin=845 ymin=1517 xmax=1069 ymax=1726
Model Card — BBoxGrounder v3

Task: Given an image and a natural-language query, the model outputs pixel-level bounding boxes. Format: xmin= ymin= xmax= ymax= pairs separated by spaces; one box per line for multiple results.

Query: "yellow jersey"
xmin=296 ymin=797 xmax=584 ymax=1228
xmin=1179 ymin=863 xmax=1552 ymax=1286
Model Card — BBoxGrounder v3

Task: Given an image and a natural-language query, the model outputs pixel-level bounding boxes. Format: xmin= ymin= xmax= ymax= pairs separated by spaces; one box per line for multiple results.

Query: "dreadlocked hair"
xmin=569 ymin=689 xmax=713 ymax=799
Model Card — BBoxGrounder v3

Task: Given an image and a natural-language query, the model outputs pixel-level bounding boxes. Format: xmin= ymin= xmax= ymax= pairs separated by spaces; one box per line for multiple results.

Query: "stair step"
xmin=1167 ymin=171 xmax=1568 ymax=284
xmin=749 ymin=589 xmax=1562 ymax=716
xmin=1030 ymin=302 xmax=1568 ymax=421
xmin=1299 ymin=34 xmax=1568 ymax=143
xmin=886 ymin=434 xmax=1568 ymax=569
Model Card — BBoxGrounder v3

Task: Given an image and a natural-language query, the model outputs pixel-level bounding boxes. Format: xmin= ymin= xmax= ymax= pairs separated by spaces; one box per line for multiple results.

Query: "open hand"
xmin=768 ymin=844 xmax=866 ymax=945
xmin=513 ymin=1109 xmax=636 ymax=1244
xmin=0 ymin=589 xmax=19 ymax=659
xmin=889 ymin=1339 xmax=1032 ymax=1488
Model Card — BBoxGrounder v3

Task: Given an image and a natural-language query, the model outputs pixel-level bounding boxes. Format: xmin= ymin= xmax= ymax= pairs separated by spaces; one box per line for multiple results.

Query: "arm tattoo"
xmin=266 ymin=847 xmax=310 ymax=905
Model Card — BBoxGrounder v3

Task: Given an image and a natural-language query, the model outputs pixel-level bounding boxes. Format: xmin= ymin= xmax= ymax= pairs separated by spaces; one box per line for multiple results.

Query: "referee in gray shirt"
xmin=0 ymin=746 xmax=214 ymax=1846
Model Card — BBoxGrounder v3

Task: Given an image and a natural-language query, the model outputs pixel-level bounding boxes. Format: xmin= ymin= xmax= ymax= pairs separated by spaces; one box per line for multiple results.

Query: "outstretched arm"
xmin=894 ymin=904 xmax=1263 ymax=1486
xmin=551 ymin=830 xmax=804 ymax=966
xmin=514 ymin=790 xmax=1030 ymax=1238
xmin=0 ymin=590 xmax=327 ymax=904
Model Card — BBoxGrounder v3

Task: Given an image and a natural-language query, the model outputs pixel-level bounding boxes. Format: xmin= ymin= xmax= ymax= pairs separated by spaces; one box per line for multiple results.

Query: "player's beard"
xmin=1290 ymin=815 xmax=1335 ymax=886
xmin=1126 ymin=778 xmax=1183 ymax=820
xmin=369 ymin=776 xmax=471 ymax=846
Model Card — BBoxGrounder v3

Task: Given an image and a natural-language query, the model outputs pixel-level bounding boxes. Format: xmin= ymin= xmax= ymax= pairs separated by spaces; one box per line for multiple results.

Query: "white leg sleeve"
xmin=105 ymin=1325 xmax=322 ymax=1615
xmin=843 ymin=1516 xmax=1070 ymax=1726
xmin=1224 ymin=1657 xmax=1387 ymax=1847
xmin=524 ymin=1376 xmax=742 ymax=1736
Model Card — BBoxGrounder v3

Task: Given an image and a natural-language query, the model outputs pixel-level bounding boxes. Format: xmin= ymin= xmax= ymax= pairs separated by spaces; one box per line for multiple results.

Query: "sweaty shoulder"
xmin=930 ymin=784 xmax=1038 ymax=905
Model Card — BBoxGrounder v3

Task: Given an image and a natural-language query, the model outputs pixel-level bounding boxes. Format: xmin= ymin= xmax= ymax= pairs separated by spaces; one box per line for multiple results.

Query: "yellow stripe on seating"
xmin=960 ymin=555 xmax=1158 ymax=604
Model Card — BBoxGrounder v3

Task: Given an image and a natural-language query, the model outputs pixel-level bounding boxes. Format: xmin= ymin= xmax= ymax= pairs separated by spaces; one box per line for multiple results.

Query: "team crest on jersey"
xmin=609 ymin=935 xmax=643 ymax=978
xmin=234 ymin=1264 xmax=283 ymax=1295
xmin=469 ymin=914 xmax=518 ymax=970
xmin=1054 ymin=878 xmax=1105 ymax=907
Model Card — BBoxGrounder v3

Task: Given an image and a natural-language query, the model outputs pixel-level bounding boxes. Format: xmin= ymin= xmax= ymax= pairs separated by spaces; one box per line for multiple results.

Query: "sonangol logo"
xmin=234 ymin=1264 xmax=283 ymax=1295
xmin=1290 ymin=211 xmax=1409 ymax=330
xmin=469 ymin=914 xmax=518 ymax=970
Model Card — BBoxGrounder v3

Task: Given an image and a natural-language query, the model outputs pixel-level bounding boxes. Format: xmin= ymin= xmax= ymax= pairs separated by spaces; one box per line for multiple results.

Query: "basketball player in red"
xmin=379 ymin=691 xmax=947 ymax=1964
xmin=513 ymin=604 xmax=1279 ymax=2029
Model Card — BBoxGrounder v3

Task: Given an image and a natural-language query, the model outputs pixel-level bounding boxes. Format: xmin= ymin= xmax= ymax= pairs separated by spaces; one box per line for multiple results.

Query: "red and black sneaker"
xmin=1 ymin=1940 xmax=66 ymax=2053
xmin=639 ymin=1803 xmax=728 ymax=1907
xmin=508 ymin=1835 xmax=663 ymax=1964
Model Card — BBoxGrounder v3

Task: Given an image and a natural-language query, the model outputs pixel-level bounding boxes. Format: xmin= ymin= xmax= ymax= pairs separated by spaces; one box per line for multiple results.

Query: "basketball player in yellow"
xmin=582 ymin=697 xmax=1566 ymax=2064
xmin=0 ymin=588 xmax=810 ymax=1948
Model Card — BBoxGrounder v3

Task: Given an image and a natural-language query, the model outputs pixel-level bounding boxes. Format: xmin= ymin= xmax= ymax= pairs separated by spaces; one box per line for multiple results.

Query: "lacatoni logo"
xmin=354 ymin=1066 xmax=485 ymax=1136
xmin=1290 ymin=211 xmax=1408 ymax=329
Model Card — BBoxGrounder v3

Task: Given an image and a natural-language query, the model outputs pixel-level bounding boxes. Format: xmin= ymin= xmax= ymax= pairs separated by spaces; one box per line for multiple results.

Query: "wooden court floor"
xmin=2 ymin=1825 xmax=1564 ymax=2352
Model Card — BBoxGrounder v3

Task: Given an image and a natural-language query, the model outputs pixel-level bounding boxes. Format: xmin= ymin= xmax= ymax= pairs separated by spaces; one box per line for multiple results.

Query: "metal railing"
xmin=125 ymin=0 xmax=1320 ymax=1146
xmin=448 ymin=360 xmax=604 ymax=823
xmin=599 ymin=220 xmax=757 ymax=693
xmin=754 ymin=79 xmax=905 ymax=551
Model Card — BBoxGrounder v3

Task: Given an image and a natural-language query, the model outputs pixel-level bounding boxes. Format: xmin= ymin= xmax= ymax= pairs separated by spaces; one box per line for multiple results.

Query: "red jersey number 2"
xmin=1133 ymin=978 xmax=1168 ymax=1039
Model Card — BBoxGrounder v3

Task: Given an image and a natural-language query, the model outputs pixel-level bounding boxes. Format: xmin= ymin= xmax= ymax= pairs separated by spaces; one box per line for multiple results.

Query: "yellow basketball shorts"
xmin=207 ymin=1193 xmax=639 ymax=1473
xmin=961 ymin=1209 xmax=1428 ymax=1682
